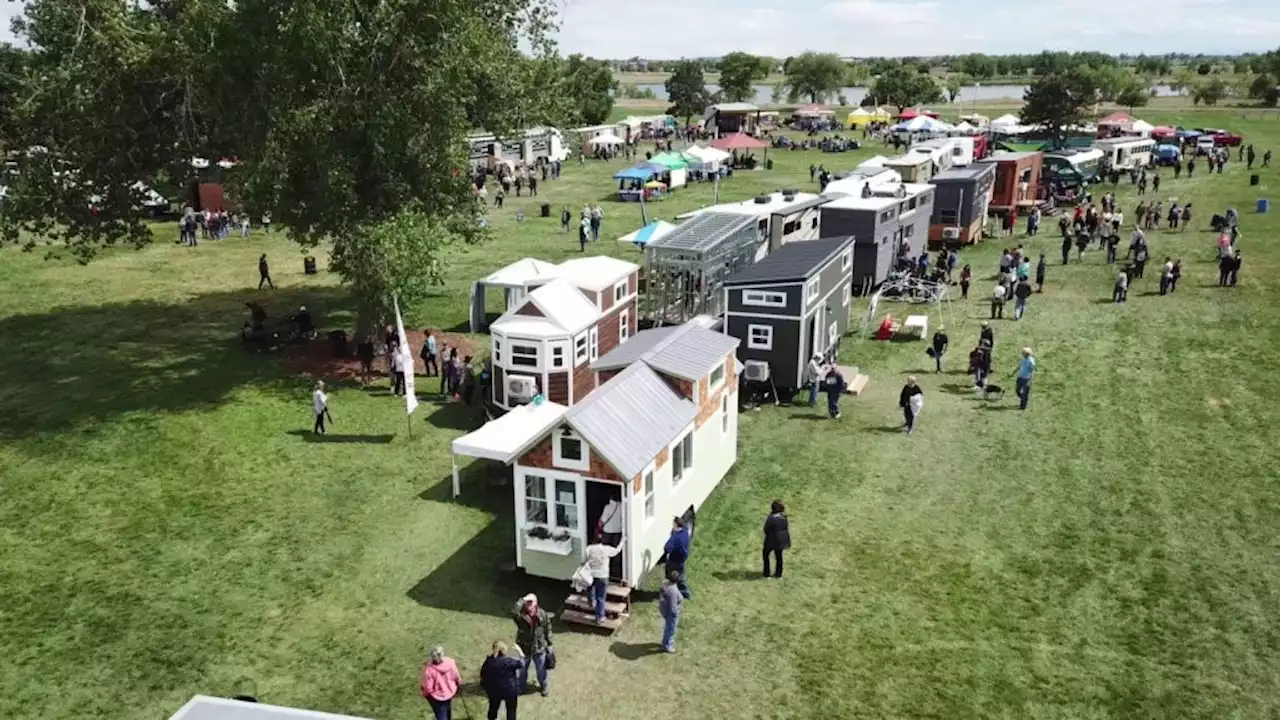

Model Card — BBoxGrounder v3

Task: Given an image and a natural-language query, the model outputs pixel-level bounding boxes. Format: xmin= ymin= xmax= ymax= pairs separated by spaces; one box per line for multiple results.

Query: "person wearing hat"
xmin=1016 ymin=347 xmax=1036 ymax=410
xmin=511 ymin=594 xmax=553 ymax=696
xmin=805 ymin=354 xmax=825 ymax=407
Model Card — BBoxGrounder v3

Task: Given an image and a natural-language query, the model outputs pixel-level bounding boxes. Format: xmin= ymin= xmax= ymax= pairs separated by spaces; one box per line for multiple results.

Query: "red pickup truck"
xmin=1199 ymin=128 xmax=1244 ymax=146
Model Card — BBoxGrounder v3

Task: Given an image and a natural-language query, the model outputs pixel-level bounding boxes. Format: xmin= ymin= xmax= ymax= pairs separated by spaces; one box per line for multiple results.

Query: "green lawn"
xmin=2 ymin=107 xmax=1280 ymax=720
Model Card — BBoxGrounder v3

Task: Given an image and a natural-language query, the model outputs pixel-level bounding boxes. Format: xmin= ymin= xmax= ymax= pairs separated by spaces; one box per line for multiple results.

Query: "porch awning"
xmin=170 ymin=695 xmax=373 ymax=720
xmin=450 ymin=402 xmax=568 ymax=496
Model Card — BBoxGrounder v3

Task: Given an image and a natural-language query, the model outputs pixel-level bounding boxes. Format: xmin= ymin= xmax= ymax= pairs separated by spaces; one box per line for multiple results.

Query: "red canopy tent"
xmin=897 ymin=109 xmax=920 ymax=120
xmin=711 ymin=132 xmax=768 ymax=150
xmin=1099 ymin=111 xmax=1134 ymax=126
xmin=1151 ymin=125 xmax=1177 ymax=138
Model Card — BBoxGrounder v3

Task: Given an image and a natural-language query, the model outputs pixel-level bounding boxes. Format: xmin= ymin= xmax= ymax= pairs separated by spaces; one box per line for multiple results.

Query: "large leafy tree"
xmin=717 ymin=52 xmax=769 ymax=103
xmin=665 ymin=60 xmax=710 ymax=124
xmin=1021 ymin=70 xmax=1099 ymax=146
xmin=782 ymin=52 xmax=847 ymax=104
xmin=560 ymin=54 xmax=617 ymax=126
xmin=4 ymin=0 xmax=557 ymax=327
xmin=871 ymin=63 xmax=943 ymax=111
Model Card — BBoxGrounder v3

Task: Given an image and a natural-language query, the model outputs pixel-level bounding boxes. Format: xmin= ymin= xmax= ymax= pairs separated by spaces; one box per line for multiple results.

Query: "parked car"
xmin=1196 ymin=136 xmax=1217 ymax=155
xmin=1198 ymin=128 xmax=1244 ymax=147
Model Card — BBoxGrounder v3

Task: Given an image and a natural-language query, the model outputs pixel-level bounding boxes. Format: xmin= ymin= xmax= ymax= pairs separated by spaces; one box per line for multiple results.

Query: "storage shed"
xmin=819 ymin=183 xmax=935 ymax=292
xmin=928 ymin=164 xmax=996 ymax=249
xmin=644 ymin=212 xmax=760 ymax=325
xmin=723 ymin=235 xmax=856 ymax=395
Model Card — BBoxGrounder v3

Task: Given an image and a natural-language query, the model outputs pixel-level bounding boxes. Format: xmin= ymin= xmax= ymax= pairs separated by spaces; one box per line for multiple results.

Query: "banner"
xmin=393 ymin=297 xmax=419 ymax=416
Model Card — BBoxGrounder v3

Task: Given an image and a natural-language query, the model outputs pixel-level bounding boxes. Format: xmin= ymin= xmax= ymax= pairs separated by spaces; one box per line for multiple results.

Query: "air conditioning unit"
xmin=942 ymin=227 xmax=961 ymax=240
xmin=743 ymin=361 xmax=771 ymax=382
xmin=506 ymin=375 xmax=538 ymax=404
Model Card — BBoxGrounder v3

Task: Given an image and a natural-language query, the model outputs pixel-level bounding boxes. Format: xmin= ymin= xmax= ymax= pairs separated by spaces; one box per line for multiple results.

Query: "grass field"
xmin=2 ymin=107 xmax=1280 ymax=720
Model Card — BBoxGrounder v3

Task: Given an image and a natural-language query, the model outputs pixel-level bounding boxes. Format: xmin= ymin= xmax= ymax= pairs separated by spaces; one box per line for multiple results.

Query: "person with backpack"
xmin=511 ymin=594 xmax=553 ymax=697
xmin=479 ymin=641 xmax=522 ymax=720
xmin=762 ymin=500 xmax=791 ymax=578
xmin=420 ymin=646 xmax=461 ymax=720
xmin=1013 ymin=280 xmax=1033 ymax=320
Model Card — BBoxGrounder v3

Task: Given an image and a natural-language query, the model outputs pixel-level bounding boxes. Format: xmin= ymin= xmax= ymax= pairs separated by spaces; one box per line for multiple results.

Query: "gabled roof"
xmin=490 ymin=278 xmax=599 ymax=337
xmin=483 ymin=258 xmax=559 ymax=288
xmin=648 ymin=212 xmax=757 ymax=254
xmin=723 ymin=236 xmax=855 ymax=286
xmin=592 ymin=323 xmax=739 ymax=381
xmin=565 ymin=363 xmax=697 ymax=480
xmin=931 ymin=164 xmax=995 ymax=183
xmin=555 ymin=256 xmax=638 ymax=292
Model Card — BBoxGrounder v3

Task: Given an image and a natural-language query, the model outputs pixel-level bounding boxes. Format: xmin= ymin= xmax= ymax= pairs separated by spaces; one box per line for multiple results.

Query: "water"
xmin=630 ymin=83 xmax=1185 ymax=106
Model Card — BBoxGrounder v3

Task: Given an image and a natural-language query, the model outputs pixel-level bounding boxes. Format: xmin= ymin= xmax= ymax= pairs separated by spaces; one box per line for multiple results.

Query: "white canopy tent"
xmin=893 ymin=116 xmax=953 ymax=134
xmin=170 ymin=696 xmax=372 ymax=720
xmin=469 ymin=258 xmax=560 ymax=331
xmin=587 ymin=132 xmax=625 ymax=147
xmin=685 ymin=144 xmax=731 ymax=172
xmin=1129 ymin=119 xmax=1155 ymax=135
xmin=990 ymin=114 xmax=1021 ymax=128
xmin=450 ymin=402 xmax=569 ymax=496
xmin=951 ymin=120 xmax=976 ymax=133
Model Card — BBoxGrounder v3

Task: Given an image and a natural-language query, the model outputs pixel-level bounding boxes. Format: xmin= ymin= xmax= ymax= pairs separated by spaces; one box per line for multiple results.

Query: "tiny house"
xmin=822 ymin=166 xmax=903 ymax=198
xmin=976 ymin=151 xmax=1043 ymax=215
xmin=684 ymin=190 xmax=832 ymax=258
xmin=723 ymin=235 xmax=856 ymax=395
xmin=488 ymin=257 xmax=639 ymax=410
xmin=882 ymin=152 xmax=939 ymax=183
xmin=819 ymin=183 xmax=935 ymax=291
xmin=1093 ymin=137 xmax=1155 ymax=170
xmin=911 ymin=136 xmax=976 ymax=168
xmin=928 ymin=164 xmax=996 ymax=248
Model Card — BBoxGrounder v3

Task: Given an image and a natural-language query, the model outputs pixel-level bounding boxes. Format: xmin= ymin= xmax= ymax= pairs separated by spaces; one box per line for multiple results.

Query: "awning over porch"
xmin=170 ymin=695 xmax=373 ymax=720
xmin=450 ymin=402 xmax=568 ymax=496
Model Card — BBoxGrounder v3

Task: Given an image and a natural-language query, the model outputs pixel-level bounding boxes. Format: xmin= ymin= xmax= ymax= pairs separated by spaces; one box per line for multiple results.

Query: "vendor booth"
xmin=848 ymin=106 xmax=891 ymax=129
xmin=646 ymin=152 xmax=692 ymax=188
xmin=686 ymin=144 xmax=732 ymax=174
xmin=587 ymin=132 xmax=625 ymax=157
xmin=711 ymin=132 xmax=769 ymax=170
xmin=614 ymin=165 xmax=659 ymax=201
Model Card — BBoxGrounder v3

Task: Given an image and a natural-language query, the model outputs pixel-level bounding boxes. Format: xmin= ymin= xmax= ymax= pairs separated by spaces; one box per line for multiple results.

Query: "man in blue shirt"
xmin=663 ymin=517 xmax=692 ymax=599
xmin=1016 ymin=347 xmax=1036 ymax=410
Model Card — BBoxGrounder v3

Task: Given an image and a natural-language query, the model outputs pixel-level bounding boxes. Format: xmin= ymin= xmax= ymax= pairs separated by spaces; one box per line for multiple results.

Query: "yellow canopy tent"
xmin=848 ymin=107 xmax=892 ymax=128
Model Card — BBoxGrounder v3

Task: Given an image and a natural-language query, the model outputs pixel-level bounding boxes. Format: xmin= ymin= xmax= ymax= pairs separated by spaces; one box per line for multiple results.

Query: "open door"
xmin=469 ymin=281 xmax=486 ymax=333
xmin=585 ymin=480 xmax=625 ymax=580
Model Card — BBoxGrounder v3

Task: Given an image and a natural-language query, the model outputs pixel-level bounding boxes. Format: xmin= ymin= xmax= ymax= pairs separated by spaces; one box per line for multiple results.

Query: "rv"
xmin=1094 ymin=137 xmax=1155 ymax=171
xmin=1043 ymin=148 xmax=1104 ymax=190
xmin=467 ymin=126 xmax=570 ymax=170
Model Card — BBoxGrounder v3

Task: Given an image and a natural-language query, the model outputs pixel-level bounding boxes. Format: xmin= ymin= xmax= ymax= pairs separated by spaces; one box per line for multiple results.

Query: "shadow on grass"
xmin=788 ymin=413 xmax=830 ymax=422
xmin=609 ymin=642 xmax=666 ymax=661
xmin=939 ymin=383 xmax=975 ymax=396
xmin=979 ymin=403 xmax=1018 ymax=412
xmin=0 ymin=285 xmax=353 ymax=439
xmin=867 ymin=425 xmax=905 ymax=434
xmin=426 ymin=401 xmax=487 ymax=431
xmin=711 ymin=568 xmax=765 ymax=582
xmin=284 ymin=429 xmax=395 ymax=444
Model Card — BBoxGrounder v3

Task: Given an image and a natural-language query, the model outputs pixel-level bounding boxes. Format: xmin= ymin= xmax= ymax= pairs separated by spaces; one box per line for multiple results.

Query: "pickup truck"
xmin=1198 ymin=129 xmax=1244 ymax=146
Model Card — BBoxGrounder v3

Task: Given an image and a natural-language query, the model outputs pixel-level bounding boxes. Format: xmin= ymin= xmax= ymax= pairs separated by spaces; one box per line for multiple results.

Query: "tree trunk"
xmin=354 ymin=299 xmax=385 ymax=343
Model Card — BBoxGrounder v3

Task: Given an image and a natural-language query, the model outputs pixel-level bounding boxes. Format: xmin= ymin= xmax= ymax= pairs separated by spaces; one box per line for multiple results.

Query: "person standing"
xmin=824 ymin=365 xmax=846 ymax=420
xmin=511 ymin=594 xmax=552 ymax=697
xmin=560 ymin=207 xmax=571 ymax=233
xmin=929 ymin=327 xmax=948 ymax=373
xmin=990 ymin=282 xmax=1006 ymax=320
xmin=969 ymin=342 xmax=992 ymax=390
xmin=1170 ymin=258 xmax=1182 ymax=292
xmin=1060 ymin=230 xmax=1072 ymax=265
xmin=1114 ymin=267 xmax=1129 ymax=303
xmin=583 ymin=534 xmax=622 ymax=625
xmin=391 ymin=348 xmax=406 ymax=396
xmin=421 ymin=646 xmax=462 ymax=720
xmin=1015 ymin=347 xmax=1036 ymax=410
xmin=578 ymin=215 xmax=590 ymax=252
xmin=663 ymin=517 xmax=692 ymax=599
xmin=658 ymin=570 xmax=683 ymax=654
xmin=479 ymin=642 xmax=522 ymax=720
xmin=312 ymin=381 xmax=331 ymax=435
xmin=258 ymin=254 xmax=274 ymax=290
xmin=1229 ymin=250 xmax=1242 ymax=287
xmin=261 ymin=211 xmax=272 ymax=234
xmin=899 ymin=376 xmax=924 ymax=435
xmin=805 ymin=354 xmax=824 ymax=407
xmin=1013 ymin=280 xmax=1032 ymax=320
xmin=1159 ymin=257 xmax=1174 ymax=296
xmin=762 ymin=500 xmax=791 ymax=579
xmin=959 ymin=264 xmax=972 ymax=300
xmin=461 ymin=356 xmax=478 ymax=405
xmin=1035 ymin=254 xmax=1047 ymax=293
xmin=422 ymin=331 xmax=439 ymax=377
xmin=590 ymin=204 xmax=603 ymax=242
xmin=1133 ymin=239 xmax=1149 ymax=279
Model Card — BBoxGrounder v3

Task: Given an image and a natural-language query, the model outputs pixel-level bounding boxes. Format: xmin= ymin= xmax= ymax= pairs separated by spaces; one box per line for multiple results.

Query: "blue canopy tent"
xmin=615 ymin=164 xmax=663 ymax=202
xmin=1156 ymin=144 xmax=1181 ymax=165
xmin=613 ymin=166 xmax=657 ymax=181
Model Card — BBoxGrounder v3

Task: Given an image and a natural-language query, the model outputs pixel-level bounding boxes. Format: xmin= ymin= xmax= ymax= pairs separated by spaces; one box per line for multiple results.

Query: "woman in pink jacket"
xmin=421 ymin=646 xmax=462 ymax=720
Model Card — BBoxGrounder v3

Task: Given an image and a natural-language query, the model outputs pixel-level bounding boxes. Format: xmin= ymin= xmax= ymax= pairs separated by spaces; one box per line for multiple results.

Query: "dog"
xmin=981 ymin=384 xmax=1005 ymax=402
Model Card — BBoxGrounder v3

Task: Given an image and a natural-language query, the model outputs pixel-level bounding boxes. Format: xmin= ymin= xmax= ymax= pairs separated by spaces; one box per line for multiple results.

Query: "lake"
xmin=630 ymin=84 xmax=1185 ymax=106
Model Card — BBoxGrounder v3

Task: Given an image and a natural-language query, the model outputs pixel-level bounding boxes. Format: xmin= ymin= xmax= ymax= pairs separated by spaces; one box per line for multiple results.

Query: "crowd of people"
xmin=179 ymin=207 xmax=265 ymax=246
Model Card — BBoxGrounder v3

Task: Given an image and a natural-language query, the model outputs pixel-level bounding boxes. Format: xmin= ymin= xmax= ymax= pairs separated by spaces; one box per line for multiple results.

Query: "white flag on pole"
xmin=393 ymin=297 xmax=419 ymax=416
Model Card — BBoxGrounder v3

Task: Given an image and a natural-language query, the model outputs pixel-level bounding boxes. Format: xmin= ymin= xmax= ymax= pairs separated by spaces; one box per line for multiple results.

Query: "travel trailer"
xmin=467 ymin=127 xmax=570 ymax=170
xmin=1093 ymin=137 xmax=1155 ymax=171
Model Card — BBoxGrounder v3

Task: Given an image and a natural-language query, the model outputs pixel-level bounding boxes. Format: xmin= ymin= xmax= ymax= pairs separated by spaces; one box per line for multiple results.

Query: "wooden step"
xmin=559 ymin=608 xmax=623 ymax=631
xmin=564 ymin=593 xmax=629 ymax=617
xmin=606 ymin=583 xmax=632 ymax=600
xmin=847 ymin=373 xmax=870 ymax=396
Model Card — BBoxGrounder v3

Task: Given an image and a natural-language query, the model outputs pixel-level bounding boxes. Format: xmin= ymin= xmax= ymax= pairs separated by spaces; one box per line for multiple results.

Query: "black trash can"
xmin=304 ymin=256 xmax=318 ymax=274
xmin=1250 ymin=174 xmax=1260 ymax=186
xmin=766 ymin=158 xmax=774 ymax=171
xmin=540 ymin=203 xmax=551 ymax=217
xmin=328 ymin=330 xmax=349 ymax=358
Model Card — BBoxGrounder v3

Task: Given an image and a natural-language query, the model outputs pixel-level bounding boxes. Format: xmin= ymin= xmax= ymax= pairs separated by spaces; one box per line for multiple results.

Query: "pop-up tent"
xmin=990 ymin=114 xmax=1021 ymax=128
xmin=1129 ymin=119 xmax=1155 ymax=135
xmin=469 ymin=258 xmax=560 ymax=332
xmin=588 ymin=132 xmax=624 ymax=147
xmin=618 ymin=220 xmax=677 ymax=247
xmin=686 ymin=144 xmax=731 ymax=172
xmin=892 ymin=116 xmax=953 ymax=133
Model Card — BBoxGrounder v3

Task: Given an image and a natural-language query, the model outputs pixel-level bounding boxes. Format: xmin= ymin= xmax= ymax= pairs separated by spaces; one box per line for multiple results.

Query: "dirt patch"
xmin=285 ymin=328 xmax=480 ymax=382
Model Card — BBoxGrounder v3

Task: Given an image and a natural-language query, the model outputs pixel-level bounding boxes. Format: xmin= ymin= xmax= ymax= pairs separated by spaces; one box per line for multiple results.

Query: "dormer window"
xmin=614 ymin=280 xmax=627 ymax=303
xmin=554 ymin=428 xmax=590 ymax=471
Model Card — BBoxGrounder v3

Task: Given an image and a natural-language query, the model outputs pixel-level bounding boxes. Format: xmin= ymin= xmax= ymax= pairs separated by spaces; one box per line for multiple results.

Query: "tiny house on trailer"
xmin=912 ymin=136 xmax=977 ymax=168
xmin=928 ymin=164 xmax=996 ymax=249
xmin=819 ymin=183 xmax=935 ymax=292
xmin=683 ymin=190 xmax=832 ymax=259
xmin=976 ymin=151 xmax=1044 ymax=215
xmin=645 ymin=212 xmax=760 ymax=325
xmin=488 ymin=257 xmax=639 ymax=410
xmin=723 ymin=235 xmax=856 ymax=396
xmin=882 ymin=151 xmax=939 ymax=183
xmin=822 ymin=166 xmax=903 ymax=198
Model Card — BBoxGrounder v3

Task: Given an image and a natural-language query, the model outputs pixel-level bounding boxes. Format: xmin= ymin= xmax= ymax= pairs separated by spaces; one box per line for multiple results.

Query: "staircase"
xmin=559 ymin=582 xmax=632 ymax=632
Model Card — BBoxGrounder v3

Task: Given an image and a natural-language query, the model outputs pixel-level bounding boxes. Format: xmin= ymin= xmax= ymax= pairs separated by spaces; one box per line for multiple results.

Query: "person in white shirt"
xmin=312 ymin=381 xmax=331 ymax=434
xmin=991 ymin=283 xmax=1007 ymax=319
xmin=598 ymin=499 xmax=623 ymax=545
xmin=1160 ymin=257 xmax=1175 ymax=296
xmin=805 ymin=354 xmax=825 ymax=407
xmin=583 ymin=534 xmax=622 ymax=624
xmin=391 ymin=349 xmax=405 ymax=396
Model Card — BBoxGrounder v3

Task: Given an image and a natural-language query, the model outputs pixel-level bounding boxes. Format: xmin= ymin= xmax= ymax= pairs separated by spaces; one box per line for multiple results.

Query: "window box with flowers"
xmin=524 ymin=525 xmax=575 ymax=556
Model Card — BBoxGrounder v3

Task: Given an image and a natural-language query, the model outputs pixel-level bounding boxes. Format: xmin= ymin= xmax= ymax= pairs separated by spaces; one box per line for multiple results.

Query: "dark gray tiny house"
xmin=927 ymin=164 xmax=995 ymax=249
xmin=722 ymin=235 xmax=856 ymax=394
xmin=819 ymin=183 xmax=935 ymax=293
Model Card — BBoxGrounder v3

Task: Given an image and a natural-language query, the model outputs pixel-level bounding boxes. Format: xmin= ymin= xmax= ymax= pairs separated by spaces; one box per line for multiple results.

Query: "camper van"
xmin=1094 ymin=137 xmax=1155 ymax=171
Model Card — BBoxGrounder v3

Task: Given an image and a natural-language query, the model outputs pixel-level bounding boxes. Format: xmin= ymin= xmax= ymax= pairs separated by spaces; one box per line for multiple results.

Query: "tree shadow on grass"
xmin=426 ymin=401 xmax=487 ymax=432
xmin=0 ymin=285 xmax=353 ymax=440
xmin=939 ymin=383 xmax=976 ymax=396
xmin=284 ymin=429 xmax=395 ymax=444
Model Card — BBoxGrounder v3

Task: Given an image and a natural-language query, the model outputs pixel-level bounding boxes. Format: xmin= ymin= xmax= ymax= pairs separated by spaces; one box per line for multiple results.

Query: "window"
xmin=783 ymin=219 xmax=801 ymax=236
xmin=747 ymin=324 xmax=773 ymax=350
xmin=842 ymin=282 xmax=851 ymax=307
xmin=709 ymin=361 xmax=725 ymax=391
xmin=743 ymin=290 xmax=787 ymax=308
xmin=672 ymin=433 xmax=694 ymax=485
xmin=902 ymin=224 xmax=915 ymax=239
xmin=757 ymin=218 xmax=768 ymax=234
xmin=841 ymin=249 xmax=852 ymax=271
xmin=938 ymin=208 xmax=959 ymax=224
xmin=810 ymin=217 xmax=819 ymax=229
xmin=619 ymin=309 xmax=630 ymax=343
xmin=588 ymin=327 xmax=599 ymax=361
xmin=614 ymin=281 xmax=627 ymax=303
xmin=721 ymin=394 xmax=730 ymax=433
xmin=908 ymin=197 xmax=918 ymax=210
xmin=574 ymin=332 xmax=588 ymax=364
xmin=554 ymin=479 xmax=579 ymax=530
xmin=806 ymin=276 xmax=821 ymax=305
xmin=880 ymin=209 xmax=894 ymax=223
xmin=554 ymin=431 xmax=590 ymax=471
xmin=550 ymin=343 xmax=567 ymax=370
xmin=525 ymin=475 xmax=548 ymax=524
xmin=511 ymin=344 xmax=538 ymax=368
xmin=643 ymin=469 xmax=655 ymax=520
xmin=493 ymin=339 xmax=503 ymax=364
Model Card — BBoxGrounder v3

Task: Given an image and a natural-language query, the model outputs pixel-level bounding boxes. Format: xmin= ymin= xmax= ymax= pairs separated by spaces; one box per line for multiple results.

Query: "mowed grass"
xmin=2 ymin=106 xmax=1280 ymax=720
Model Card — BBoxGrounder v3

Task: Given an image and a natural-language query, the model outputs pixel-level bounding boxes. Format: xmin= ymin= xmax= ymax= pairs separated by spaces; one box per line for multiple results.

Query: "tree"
xmin=871 ymin=63 xmax=943 ymax=112
xmin=944 ymin=75 xmax=969 ymax=103
xmin=1169 ymin=68 xmax=1197 ymax=93
xmin=718 ymin=52 xmax=769 ymax=103
xmin=561 ymin=54 xmax=617 ymax=126
xmin=4 ymin=0 xmax=557 ymax=329
xmin=1021 ymin=70 xmax=1098 ymax=145
xmin=1233 ymin=57 xmax=1253 ymax=75
xmin=782 ymin=52 xmax=848 ymax=104
xmin=665 ymin=60 xmax=710 ymax=124
xmin=1192 ymin=77 xmax=1228 ymax=105
xmin=1115 ymin=80 xmax=1151 ymax=112
xmin=1197 ymin=62 xmax=1213 ymax=75
xmin=1249 ymin=72 xmax=1279 ymax=106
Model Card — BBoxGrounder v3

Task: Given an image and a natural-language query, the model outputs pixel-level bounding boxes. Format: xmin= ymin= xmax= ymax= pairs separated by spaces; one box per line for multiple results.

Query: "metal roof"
xmin=592 ymin=323 xmax=740 ymax=381
xmin=170 ymin=696 xmax=372 ymax=720
xmin=723 ymin=236 xmax=855 ymax=286
xmin=931 ymin=164 xmax=995 ymax=183
xmin=978 ymin=151 xmax=1042 ymax=162
xmin=647 ymin=212 xmax=757 ymax=254
xmin=565 ymin=363 xmax=696 ymax=479
xmin=711 ymin=102 xmax=759 ymax=113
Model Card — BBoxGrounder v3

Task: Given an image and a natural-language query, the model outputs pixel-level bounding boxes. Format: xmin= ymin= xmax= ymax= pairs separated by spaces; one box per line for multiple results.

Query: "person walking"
xmin=1015 ymin=347 xmax=1036 ymax=410
xmin=578 ymin=215 xmax=590 ymax=252
xmin=511 ymin=594 xmax=553 ymax=697
xmin=422 ymin=331 xmax=439 ymax=377
xmin=990 ymin=282 xmax=1006 ymax=320
xmin=421 ymin=646 xmax=462 ymax=720
xmin=1013 ymin=280 xmax=1033 ymax=320
xmin=959 ymin=264 xmax=972 ymax=299
xmin=258 ymin=254 xmax=274 ymax=290
xmin=391 ymin=348 xmax=406 ymax=396
xmin=663 ymin=517 xmax=692 ymax=598
xmin=1034 ymin=254 xmax=1046 ymax=293
xmin=1159 ymin=257 xmax=1174 ymax=296
xmin=1133 ymin=240 xmax=1149 ymax=279
xmin=762 ymin=500 xmax=791 ymax=578
xmin=805 ymin=354 xmax=824 ymax=407
xmin=1113 ymin=267 xmax=1129 ymax=303
xmin=969 ymin=342 xmax=992 ymax=390
xmin=479 ymin=642 xmax=522 ymax=720
xmin=583 ymin=534 xmax=621 ymax=625
xmin=560 ymin=207 xmax=571 ymax=233
xmin=1170 ymin=258 xmax=1182 ymax=292
xmin=590 ymin=204 xmax=603 ymax=242
xmin=824 ymin=365 xmax=846 ymax=420
xmin=929 ymin=327 xmax=948 ymax=373
xmin=658 ymin=570 xmax=683 ymax=653
xmin=312 ymin=381 xmax=331 ymax=435
xmin=1060 ymin=231 xmax=1072 ymax=265
xmin=899 ymin=376 xmax=923 ymax=435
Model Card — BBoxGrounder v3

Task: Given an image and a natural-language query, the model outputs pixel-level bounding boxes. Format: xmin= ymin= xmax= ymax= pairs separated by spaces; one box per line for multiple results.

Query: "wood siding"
xmin=572 ymin=359 xmax=595 ymax=403
xmin=547 ymin=371 xmax=570 ymax=405
xmin=514 ymin=302 xmax=544 ymax=317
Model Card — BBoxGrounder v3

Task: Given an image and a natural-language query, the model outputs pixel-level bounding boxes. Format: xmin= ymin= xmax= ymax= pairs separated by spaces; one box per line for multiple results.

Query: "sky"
xmin=553 ymin=0 xmax=1280 ymax=58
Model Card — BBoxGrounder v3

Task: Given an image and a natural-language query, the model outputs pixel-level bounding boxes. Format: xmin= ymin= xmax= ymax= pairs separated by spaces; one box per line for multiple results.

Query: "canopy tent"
xmin=470 ymin=258 xmax=561 ymax=332
xmin=848 ymin=107 xmax=891 ymax=128
xmin=614 ymin=165 xmax=658 ymax=181
xmin=644 ymin=181 xmax=667 ymax=189
xmin=647 ymin=151 xmax=692 ymax=170
xmin=711 ymin=132 xmax=768 ymax=151
xmin=1129 ymin=119 xmax=1155 ymax=135
xmin=685 ymin=144 xmax=732 ymax=171
xmin=450 ymin=402 xmax=569 ymax=497
xmin=588 ymin=132 xmax=625 ymax=147
xmin=892 ymin=116 xmax=953 ymax=133
xmin=952 ymin=120 xmax=976 ymax=133
xmin=1152 ymin=125 xmax=1177 ymax=138
xmin=1098 ymin=111 xmax=1134 ymax=127
xmin=959 ymin=113 xmax=989 ymax=125
xmin=619 ymin=220 xmax=677 ymax=247
xmin=897 ymin=109 xmax=921 ymax=120
xmin=795 ymin=103 xmax=835 ymax=117
xmin=990 ymin=114 xmax=1021 ymax=128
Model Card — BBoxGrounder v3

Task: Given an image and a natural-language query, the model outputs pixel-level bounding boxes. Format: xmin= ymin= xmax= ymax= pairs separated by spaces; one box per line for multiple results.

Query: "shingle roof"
xmin=592 ymin=323 xmax=739 ymax=381
xmin=723 ymin=236 xmax=855 ymax=286
xmin=565 ymin=363 xmax=696 ymax=479
xmin=647 ymin=212 xmax=757 ymax=254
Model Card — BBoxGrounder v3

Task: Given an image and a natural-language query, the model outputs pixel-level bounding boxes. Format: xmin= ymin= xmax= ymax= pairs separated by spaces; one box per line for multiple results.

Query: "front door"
xmin=584 ymin=479 xmax=625 ymax=580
